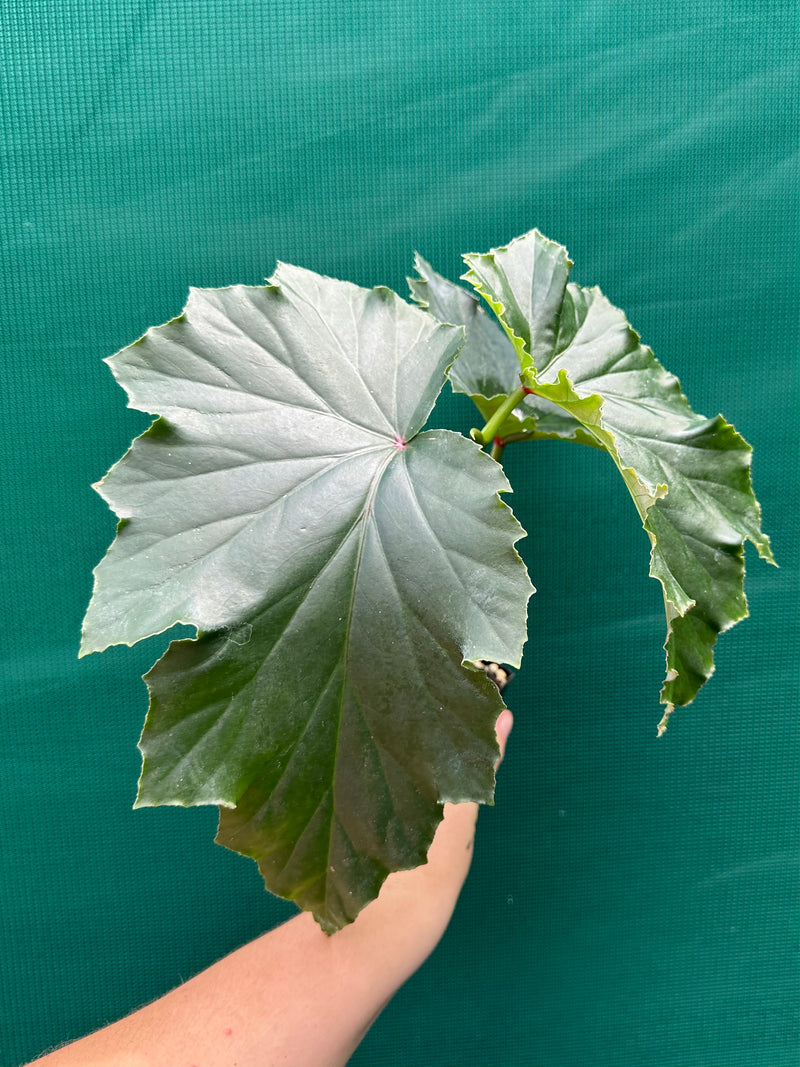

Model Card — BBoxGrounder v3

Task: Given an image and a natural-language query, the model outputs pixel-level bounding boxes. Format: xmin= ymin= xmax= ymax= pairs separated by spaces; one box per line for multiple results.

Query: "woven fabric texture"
xmin=2 ymin=2 xmax=797 ymax=1064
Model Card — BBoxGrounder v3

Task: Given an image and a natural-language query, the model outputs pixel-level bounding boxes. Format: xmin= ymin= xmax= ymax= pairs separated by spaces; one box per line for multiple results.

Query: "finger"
xmin=495 ymin=708 xmax=513 ymax=767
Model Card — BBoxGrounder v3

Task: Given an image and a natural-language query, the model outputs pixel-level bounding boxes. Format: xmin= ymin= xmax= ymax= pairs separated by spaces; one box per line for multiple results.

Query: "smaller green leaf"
xmin=410 ymin=253 xmax=596 ymax=447
xmin=462 ymin=229 xmax=572 ymax=374
xmin=409 ymin=253 xmax=519 ymax=400
xmin=462 ymin=229 xmax=775 ymax=721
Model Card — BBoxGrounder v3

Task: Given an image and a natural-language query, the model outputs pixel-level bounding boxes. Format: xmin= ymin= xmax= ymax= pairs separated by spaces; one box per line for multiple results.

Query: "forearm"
xmin=29 ymin=801 xmax=479 ymax=1067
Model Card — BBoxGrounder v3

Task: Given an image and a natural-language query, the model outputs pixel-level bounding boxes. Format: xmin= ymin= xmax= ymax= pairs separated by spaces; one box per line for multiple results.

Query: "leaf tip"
xmin=656 ymin=704 xmax=675 ymax=737
xmin=756 ymin=534 xmax=777 ymax=567
xmin=410 ymin=250 xmax=430 ymax=275
xmin=78 ymin=623 xmax=109 ymax=658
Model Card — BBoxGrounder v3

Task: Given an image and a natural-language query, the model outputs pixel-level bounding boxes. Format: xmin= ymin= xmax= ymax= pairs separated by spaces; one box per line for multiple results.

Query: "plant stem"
xmin=490 ymin=438 xmax=506 ymax=462
xmin=470 ymin=385 xmax=528 ymax=446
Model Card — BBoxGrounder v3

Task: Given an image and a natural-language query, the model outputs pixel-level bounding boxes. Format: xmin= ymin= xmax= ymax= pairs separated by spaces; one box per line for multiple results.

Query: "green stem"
xmin=470 ymin=385 xmax=528 ymax=446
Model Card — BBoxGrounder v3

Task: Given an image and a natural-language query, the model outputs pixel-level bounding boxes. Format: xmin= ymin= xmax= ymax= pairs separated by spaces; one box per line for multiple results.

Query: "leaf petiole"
xmin=470 ymin=384 xmax=529 ymax=446
xmin=489 ymin=438 xmax=506 ymax=462
xmin=488 ymin=428 xmax=547 ymax=462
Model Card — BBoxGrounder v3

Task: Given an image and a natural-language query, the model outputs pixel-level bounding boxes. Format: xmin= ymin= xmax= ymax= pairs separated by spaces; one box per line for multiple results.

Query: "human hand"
xmin=356 ymin=707 xmax=513 ymax=947
xmin=28 ymin=710 xmax=513 ymax=1067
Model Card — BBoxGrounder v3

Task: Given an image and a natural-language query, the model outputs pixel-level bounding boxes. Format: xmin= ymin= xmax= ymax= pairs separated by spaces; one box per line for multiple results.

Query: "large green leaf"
xmin=462 ymin=230 xmax=774 ymax=726
xmin=81 ymin=265 xmax=533 ymax=930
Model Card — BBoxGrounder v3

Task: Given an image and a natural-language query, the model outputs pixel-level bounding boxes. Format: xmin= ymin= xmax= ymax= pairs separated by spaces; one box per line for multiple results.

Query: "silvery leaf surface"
xmin=81 ymin=265 xmax=533 ymax=928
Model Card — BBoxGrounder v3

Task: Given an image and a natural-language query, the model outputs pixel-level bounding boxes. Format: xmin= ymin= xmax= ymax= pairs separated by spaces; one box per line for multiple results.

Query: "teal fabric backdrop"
xmin=2 ymin=2 xmax=797 ymax=1064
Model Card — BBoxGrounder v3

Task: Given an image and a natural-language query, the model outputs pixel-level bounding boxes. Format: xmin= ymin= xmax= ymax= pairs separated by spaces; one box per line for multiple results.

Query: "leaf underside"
xmin=82 ymin=265 xmax=533 ymax=930
xmin=425 ymin=229 xmax=773 ymax=726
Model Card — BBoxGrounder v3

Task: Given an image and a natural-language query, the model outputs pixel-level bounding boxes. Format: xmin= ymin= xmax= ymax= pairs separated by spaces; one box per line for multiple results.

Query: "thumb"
xmin=494 ymin=708 xmax=513 ymax=767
